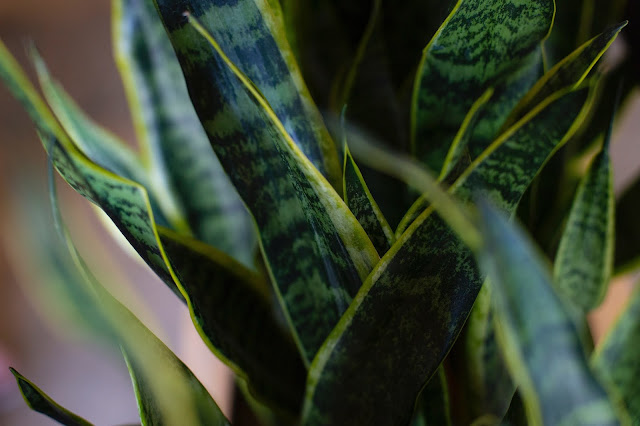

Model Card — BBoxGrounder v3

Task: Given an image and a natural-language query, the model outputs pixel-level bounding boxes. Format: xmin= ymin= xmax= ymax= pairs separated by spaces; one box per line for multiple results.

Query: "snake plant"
xmin=2 ymin=0 xmax=639 ymax=424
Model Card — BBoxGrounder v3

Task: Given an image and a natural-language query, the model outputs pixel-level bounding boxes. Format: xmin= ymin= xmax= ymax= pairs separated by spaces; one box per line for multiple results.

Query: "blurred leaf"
xmin=303 ymin=87 xmax=593 ymax=426
xmin=592 ymin=285 xmax=640 ymax=423
xmin=113 ymin=0 xmax=257 ymax=266
xmin=506 ymin=22 xmax=626 ymax=127
xmin=412 ymin=0 xmax=553 ymax=171
xmin=554 ymin=121 xmax=614 ymax=312
xmin=154 ymin=0 xmax=341 ymax=188
xmin=158 ymin=227 xmax=306 ymax=416
xmin=154 ymin=10 xmax=380 ymax=363
xmin=410 ymin=369 xmax=451 ymax=426
xmin=614 ymin=176 xmax=640 ymax=274
xmin=9 ymin=368 xmax=93 ymax=426
xmin=476 ymin=200 xmax=620 ymax=426
xmin=343 ymin=145 xmax=394 ymax=255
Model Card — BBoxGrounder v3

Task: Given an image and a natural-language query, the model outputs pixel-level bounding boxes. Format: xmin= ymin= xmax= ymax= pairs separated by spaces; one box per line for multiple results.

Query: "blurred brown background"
xmin=0 ymin=1 xmax=638 ymax=425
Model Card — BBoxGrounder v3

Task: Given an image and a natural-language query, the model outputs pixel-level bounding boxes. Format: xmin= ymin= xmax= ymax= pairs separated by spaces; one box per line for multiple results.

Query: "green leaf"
xmin=1 ymin=43 xmax=300 ymax=414
xmin=9 ymin=368 xmax=93 ymax=426
xmin=592 ymin=286 xmax=640 ymax=423
xmin=303 ymin=87 xmax=593 ymax=426
xmin=343 ymin=145 xmax=394 ymax=255
xmin=553 ymin=125 xmax=615 ymax=312
xmin=410 ymin=369 xmax=451 ymax=426
xmin=155 ymin=10 xmax=380 ymax=363
xmin=113 ymin=0 xmax=257 ymax=266
xmin=154 ymin=0 xmax=341 ymax=188
xmin=476 ymin=200 xmax=620 ymax=426
xmin=411 ymin=0 xmax=553 ymax=172
xmin=158 ymin=227 xmax=306 ymax=416
xmin=505 ymin=22 xmax=626 ymax=128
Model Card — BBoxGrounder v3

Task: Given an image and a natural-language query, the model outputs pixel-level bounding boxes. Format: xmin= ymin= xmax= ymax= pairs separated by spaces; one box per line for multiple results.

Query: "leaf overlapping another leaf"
xmin=303 ymin=86 xmax=594 ymax=426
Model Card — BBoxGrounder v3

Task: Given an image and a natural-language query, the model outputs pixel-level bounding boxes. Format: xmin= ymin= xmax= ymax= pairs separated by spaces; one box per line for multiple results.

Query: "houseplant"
xmin=1 ymin=0 xmax=639 ymax=424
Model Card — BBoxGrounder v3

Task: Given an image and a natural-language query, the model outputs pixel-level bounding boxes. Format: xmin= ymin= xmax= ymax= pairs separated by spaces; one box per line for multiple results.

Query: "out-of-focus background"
xmin=0 ymin=1 xmax=638 ymax=425
xmin=0 ymin=1 xmax=232 ymax=424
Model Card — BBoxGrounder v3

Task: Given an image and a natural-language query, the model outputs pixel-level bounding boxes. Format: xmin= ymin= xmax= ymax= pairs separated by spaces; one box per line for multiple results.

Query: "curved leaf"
xmin=476 ymin=200 xmax=620 ymax=426
xmin=158 ymin=227 xmax=306 ymax=416
xmin=9 ymin=368 xmax=92 ymax=426
xmin=592 ymin=286 xmax=640 ymax=424
xmin=155 ymin=10 xmax=380 ymax=362
xmin=506 ymin=21 xmax=626 ymax=127
xmin=154 ymin=0 xmax=341 ymax=188
xmin=303 ymin=87 xmax=593 ymax=426
xmin=554 ymin=126 xmax=614 ymax=312
xmin=113 ymin=0 xmax=256 ymax=266
xmin=411 ymin=0 xmax=553 ymax=171
xmin=343 ymin=146 xmax=394 ymax=255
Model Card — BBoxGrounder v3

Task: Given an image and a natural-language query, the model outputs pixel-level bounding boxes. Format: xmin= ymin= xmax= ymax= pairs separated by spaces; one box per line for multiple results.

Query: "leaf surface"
xmin=477 ymin=200 xmax=620 ymax=426
xmin=9 ymin=369 xmax=92 ymax=426
xmin=343 ymin=146 xmax=394 ymax=255
xmin=553 ymin=123 xmax=614 ymax=312
xmin=113 ymin=0 xmax=256 ymax=266
xmin=411 ymin=0 xmax=553 ymax=171
xmin=303 ymin=87 xmax=592 ymax=426
xmin=154 ymin=9 xmax=380 ymax=362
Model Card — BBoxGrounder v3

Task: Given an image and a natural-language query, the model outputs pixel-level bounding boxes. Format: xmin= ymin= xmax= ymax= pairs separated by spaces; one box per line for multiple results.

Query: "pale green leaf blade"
xmin=113 ymin=0 xmax=257 ymax=266
xmin=303 ymin=87 xmax=593 ymax=426
xmin=153 ymin=10 xmax=380 ymax=363
xmin=9 ymin=368 xmax=93 ymax=426
xmin=592 ymin=286 xmax=640 ymax=423
xmin=411 ymin=0 xmax=553 ymax=171
xmin=154 ymin=0 xmax=341 ymax=188
xmin=343 ymin=146 xmax=394 ymax=255
xmin=158 ymin=227 xmax=306 ymax=416
xmin=506 ymin=22 xmax=627 ymax=128
xmin=477 ymin=200 xmax=620 ymax=426
xmin=554 ymin=127 xmax=615 ymax=312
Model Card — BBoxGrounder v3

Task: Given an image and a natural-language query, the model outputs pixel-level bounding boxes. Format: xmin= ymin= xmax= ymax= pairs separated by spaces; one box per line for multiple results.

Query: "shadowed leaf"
xmin=476 ymin=200 xmax=620 ymax=426
xmin=303 ymin=87 xmax=593 ymax=426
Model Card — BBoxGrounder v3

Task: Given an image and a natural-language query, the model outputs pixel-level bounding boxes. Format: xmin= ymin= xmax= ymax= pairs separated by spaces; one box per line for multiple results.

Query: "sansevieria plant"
xmin=1 ymin=0 xmax=640 ymax=424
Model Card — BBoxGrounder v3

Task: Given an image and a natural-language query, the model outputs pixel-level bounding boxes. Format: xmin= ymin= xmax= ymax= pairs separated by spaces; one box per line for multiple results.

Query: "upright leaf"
xmin=476 ymin=200 xmax=620 ymax=426
xmin=303 ymin=87 xmax=592 ymax=426
xmin=10 ymin=369 xmax=92 ymax=426
xmin=592 ymin=286 xmax=640 ymax=423
xmin=343 ymin=146 xmax=394 ymax=255
xmin=505 ymin=22 xmax=626 ymax=127
xmin=554 ymin=124 xmax=615 ymax=312
xmin=113 ymin=0 xmax=256 ymax=266
xmin=614 ymin=176 xmax=640 ymax=274
xmin=154 ymin=0 xmax=341 ymax=188
xmin=411 ymin=0 xmax=553 ymax=171
xmin=155 ymin=10 xmax=380 ymax=362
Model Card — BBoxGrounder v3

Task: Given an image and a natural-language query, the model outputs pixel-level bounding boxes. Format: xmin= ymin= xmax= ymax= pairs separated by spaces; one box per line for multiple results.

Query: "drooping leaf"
xmin=411 ymin=0 xmax=553 ymax=171
xmin=505 ymin=22 xmax=626 ymax=127
xmin=553 ymin=122 xmax=614 ymax=312
xmin=9 ymin=368 xmax=93 ymax=426
xmin=113 ymin=0 xmax=256 ymax=266
xmin=154 ymin=9 xmax=380 ymax=363
xmin=343 ymin=145 xmax=394 ymax=255
xmin=476 ymin=200 xmax=620 ymax=426
xmin=592 ymin=285 xmax=640 ymax=424
xmin=158 ymin=227 xmax=306 ymax=416
xmin=303 ymin=87 xmax=593 ymax=426
xmin=154 ymin=0 xmax=341 ymax=188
